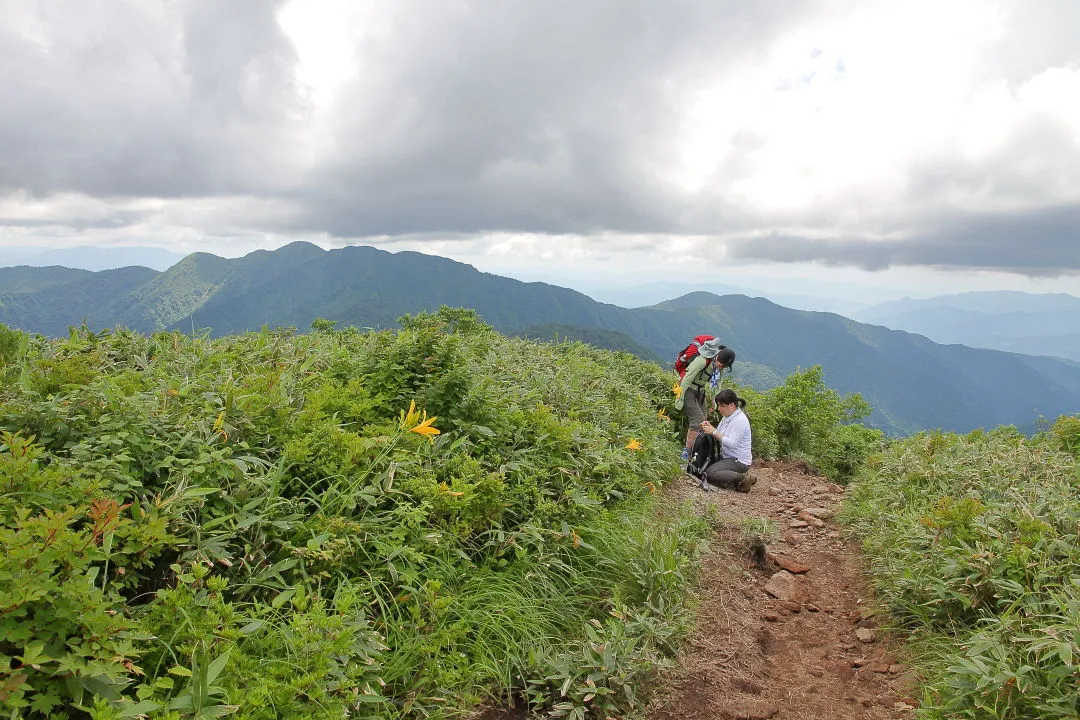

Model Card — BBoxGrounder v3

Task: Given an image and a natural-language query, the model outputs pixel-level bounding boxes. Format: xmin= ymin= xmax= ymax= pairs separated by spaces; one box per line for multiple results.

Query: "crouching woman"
xmin=699 ymin=389 xmax=755 ymax=492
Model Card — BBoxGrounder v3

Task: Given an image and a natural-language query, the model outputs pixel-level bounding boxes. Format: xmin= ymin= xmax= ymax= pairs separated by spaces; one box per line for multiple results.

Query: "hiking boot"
xmin=734 ymin=472 xmax=757 ymax=493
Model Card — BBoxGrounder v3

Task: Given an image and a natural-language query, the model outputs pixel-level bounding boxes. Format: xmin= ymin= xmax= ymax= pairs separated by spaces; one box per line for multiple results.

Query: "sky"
xmin=1 ymin=0 xmax=1078 ymax=303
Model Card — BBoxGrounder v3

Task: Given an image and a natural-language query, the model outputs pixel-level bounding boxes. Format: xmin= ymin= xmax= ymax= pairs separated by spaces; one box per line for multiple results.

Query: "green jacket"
xmin=674 ymin=355 xmax=717 ymax=410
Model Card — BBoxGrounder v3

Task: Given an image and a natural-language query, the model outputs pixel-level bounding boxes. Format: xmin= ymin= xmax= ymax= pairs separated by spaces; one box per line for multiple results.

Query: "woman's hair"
xmin=714 ymin=388 xmax=747 ymax=409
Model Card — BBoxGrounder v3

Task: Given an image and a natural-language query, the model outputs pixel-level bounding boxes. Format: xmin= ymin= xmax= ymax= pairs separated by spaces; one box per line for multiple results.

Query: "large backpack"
xmin=685 ymin=431 xmax=721 ymax=480
xmin=674 ymin=335 xmax=715 ymax=379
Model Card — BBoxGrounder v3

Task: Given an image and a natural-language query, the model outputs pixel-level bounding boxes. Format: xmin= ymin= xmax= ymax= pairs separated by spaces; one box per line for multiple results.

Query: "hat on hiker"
xmin=699 ymin=338 xmax=725 ymax=359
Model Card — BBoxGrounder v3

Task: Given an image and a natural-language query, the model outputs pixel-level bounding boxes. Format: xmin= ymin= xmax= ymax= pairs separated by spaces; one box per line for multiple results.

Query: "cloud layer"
xmin=2 ymin=0 xmax=1078 ymax=276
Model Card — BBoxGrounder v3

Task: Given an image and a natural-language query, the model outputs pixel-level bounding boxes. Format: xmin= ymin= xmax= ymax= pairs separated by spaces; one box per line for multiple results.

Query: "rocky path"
xmin=647 ymin=460 xmax=920 ymax=720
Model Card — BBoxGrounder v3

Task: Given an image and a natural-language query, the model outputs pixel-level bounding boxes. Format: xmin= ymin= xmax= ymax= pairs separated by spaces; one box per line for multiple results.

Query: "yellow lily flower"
xmin=646 ymin=481 xmax=657 ymax=494
xmin=410 ymin=415 xmax=441 ymax=441
xmin=672 ymin=382 xmax=683 ymax=399
xmin=625 ymin=438 xmax=642 ymax=451
xmin=399 ymin=400 xmax=422 ymax=429
xmin=657 ymin=408 xmax=669 ymax=421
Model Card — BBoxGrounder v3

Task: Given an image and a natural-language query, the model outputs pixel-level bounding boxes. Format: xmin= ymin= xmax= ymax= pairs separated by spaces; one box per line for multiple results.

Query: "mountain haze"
xmin=854 ymin=291 xmax=1080 ymax=362
xmin=1 ymin=243 xmax=1078 ymax=436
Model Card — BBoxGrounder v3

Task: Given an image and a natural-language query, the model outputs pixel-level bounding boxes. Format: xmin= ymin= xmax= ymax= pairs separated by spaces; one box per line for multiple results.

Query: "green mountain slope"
xmin=0 ymin=265 xmax=159 ymax=336
xmin=2 ymin=244 xmax=1079 ymax=436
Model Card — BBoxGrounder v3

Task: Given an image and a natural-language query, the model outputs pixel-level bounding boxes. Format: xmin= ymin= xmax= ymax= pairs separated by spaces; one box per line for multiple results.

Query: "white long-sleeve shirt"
xmin=717 ymin=407 xmax=752 ymax=466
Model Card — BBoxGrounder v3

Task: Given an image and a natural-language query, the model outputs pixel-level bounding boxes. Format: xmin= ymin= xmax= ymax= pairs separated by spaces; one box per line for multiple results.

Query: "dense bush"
xmin=843 ymin=421 xmax=1080 ymax=719
xmin=0 ymin=311 xmax=709 ymax=719
xmin=735 ymin=365 xmax=882 ymax=482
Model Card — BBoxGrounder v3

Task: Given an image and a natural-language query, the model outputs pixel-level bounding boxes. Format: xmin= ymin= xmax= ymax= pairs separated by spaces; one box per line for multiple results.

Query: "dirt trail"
xmin=648 ymin=460 xmax=919 ymax=720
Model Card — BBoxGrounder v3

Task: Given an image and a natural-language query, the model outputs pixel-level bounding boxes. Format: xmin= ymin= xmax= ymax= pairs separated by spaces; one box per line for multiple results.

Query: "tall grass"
xmin=842 ymin=423 xmax=1080 ymax=719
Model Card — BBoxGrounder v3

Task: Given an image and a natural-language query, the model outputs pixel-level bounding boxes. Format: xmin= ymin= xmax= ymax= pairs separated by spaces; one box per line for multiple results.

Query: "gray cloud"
xmin=1 ymin=0 xmax=1079 ymax=279
xmin=728 ymin=205 xmax=1080 ymax=274
xmin=296 ymin=0 xmax=820 ymax=237
xmin=0 ymin=0 xmax=305 ymax=197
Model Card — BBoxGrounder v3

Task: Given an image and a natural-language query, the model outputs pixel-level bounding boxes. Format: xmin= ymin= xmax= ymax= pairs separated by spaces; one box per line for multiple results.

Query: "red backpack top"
xmin=674 ymin=335 xmax=716 ymax=379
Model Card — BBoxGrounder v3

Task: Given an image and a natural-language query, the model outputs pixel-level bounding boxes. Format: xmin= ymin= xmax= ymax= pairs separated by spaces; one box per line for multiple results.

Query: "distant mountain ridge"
xmin=2 ymin=242 xmax=1079 ymax=436
xmin=854 ymin=291 xmax=1080 ymax=362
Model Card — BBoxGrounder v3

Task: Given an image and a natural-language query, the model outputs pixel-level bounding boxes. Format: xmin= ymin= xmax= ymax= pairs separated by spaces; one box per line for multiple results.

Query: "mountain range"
xmin=853 ymin=292 xmax=1080 ymax=362
xmin=2 ymin=242 xmax=1078 ymax=436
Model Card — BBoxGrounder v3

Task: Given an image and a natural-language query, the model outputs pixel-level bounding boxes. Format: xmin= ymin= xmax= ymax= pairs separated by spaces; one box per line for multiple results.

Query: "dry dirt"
xmin=647 ymin=460 xmax=919 ymax=720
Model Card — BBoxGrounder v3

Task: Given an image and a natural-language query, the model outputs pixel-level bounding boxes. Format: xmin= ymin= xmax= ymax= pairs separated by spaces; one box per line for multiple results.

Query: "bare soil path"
xmin=647 ymin=460 xmax=919 ymax=720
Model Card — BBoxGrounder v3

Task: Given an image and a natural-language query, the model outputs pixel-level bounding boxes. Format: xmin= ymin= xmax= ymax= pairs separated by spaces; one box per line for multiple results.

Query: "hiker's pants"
xmin=705 ymin=457 xmax=751 ymax=487
xmin=683 ymin=386 xmax=707 ymax=426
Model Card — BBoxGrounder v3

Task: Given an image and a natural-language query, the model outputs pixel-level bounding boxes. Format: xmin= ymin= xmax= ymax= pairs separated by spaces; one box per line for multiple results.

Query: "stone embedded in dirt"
xmin=870 ymin=662 xmax=891 ymax=673
xmin=803 ymin=507 xmax=834 ymax=519
xmin=831 ymin=662 xmax=856 ymax=680
xmin=764 ymin=570 xmax=808 ymax=603
xmin=765 ymin=551 xmax=810 ymax=574
xmin=789 ymin=519 xmax=809 ymax=528
xmin=889 ymin=664 xmax=905 ymax=674
xmin=796 ymin=511 xmax=826 ymax=528
xmin=761 ymin=610 xmax=780 ymax=621
xmin=721 ymin=702 xmax=780 ymax=720
xmin=805 ymin=603 xmax=820 ymax=612
xmin=855 ymin=627 xmax=878 ymax=643
xmin=779 ymin=600 xmax=802 ymax=613
xmin=807 ymin=667 xmax=824 ymax=678
xmin=733 ymin=679 xmax=765 ymax=695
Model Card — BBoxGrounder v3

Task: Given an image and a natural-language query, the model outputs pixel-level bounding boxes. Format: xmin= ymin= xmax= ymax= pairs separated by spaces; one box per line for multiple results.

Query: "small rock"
xmin=803 ymin=507 xmax=834 ymax=519
xmin=764 ymin=570 xmax=807 ymax=603
xmin=852 ymin=657 xmax=871 ymax=668
xmin=855 ymin=627 xmax=878 ymax=643
xmin=831 ymin=663 xmax=855 ymax=680
xmin=766 ymin=552 xmax=810 ymax=574
xmin=870 ymin=662 xmax=891 ymax=673
xmin=860 ymin=698 xmax=876 ymax=708
xmin=827 ymin=531 xmax=840 ymax=538
xmin=779 ymin=601 xmax=802 ymax=613
xmin=733 ymin=679 xmax=764 ymax=695
xmin=789 ymin=519 xmax=809 ymax=528
xmin=807 ymin=667 xmax=824 ymax=678
xmin=767 ymin=487 xmax=780 ymax=496
xmin=888 ymin=664 xmax=905 ymax=674
xmin=805 ymin=603 xmax=820 ymax=612
xmin=761 ymin=610 xmax=780 ymax=622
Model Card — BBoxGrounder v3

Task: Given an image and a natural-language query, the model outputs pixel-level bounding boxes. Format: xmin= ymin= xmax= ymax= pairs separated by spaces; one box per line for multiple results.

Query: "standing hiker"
xmin=674 ymin=338 xmax=735 ymax=460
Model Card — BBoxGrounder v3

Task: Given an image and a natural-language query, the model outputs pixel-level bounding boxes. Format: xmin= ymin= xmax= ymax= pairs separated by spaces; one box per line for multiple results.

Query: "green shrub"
xmin=0 ymin=309 xmax=705 ymax=718
xmin=843 ymin=427 xmax=1079 ymax=719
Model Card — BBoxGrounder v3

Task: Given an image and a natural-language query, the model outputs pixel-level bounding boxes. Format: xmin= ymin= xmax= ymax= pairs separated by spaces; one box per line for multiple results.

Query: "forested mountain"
xmin=2 ymin=242 xmax=1079 ymax=435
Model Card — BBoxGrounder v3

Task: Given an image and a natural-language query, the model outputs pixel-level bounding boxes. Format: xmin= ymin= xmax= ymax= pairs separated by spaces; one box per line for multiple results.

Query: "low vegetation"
xmin=0 ymin=310 xmax=716 ymax=719
xmin=14 ymin=304 xmax=1026 ymax=719
xmin=843 ymin=421 xmax=1080 ymax=719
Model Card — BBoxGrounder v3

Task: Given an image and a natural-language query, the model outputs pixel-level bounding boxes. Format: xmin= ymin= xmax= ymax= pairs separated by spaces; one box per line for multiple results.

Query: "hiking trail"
xmin=648 ymin=460 xmax=919 ymax=720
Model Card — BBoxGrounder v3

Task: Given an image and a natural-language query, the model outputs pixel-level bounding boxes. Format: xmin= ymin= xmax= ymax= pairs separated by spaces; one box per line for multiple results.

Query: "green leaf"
xmin=271 ymin=588 xmax=295 ymax=608
xmin=205 ymin=650 xmax=230 ymax=685
xmin=115 ymin=699 xmax=163 ymax=718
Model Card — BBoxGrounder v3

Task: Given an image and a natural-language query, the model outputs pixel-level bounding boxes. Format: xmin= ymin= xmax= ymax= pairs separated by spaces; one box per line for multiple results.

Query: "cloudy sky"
xmin=2 ymin=0 xmax=1078 ymax=301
